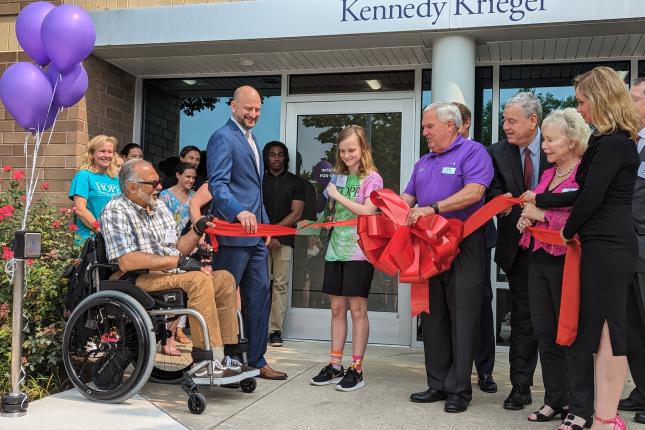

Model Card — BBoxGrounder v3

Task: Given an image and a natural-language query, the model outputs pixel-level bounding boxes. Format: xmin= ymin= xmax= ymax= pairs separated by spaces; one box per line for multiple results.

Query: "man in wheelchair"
xmin=99 ymin=159 xmax=257 ymax=381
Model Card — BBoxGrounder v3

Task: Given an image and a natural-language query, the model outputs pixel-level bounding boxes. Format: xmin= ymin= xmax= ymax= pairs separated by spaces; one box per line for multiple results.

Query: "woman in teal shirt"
xmin=68 ymin=135 xmax=121 ymax=240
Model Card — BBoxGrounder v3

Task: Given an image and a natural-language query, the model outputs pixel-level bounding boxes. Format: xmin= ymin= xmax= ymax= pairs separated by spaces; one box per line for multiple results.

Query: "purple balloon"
xmin=36 ymin=105 xmax=62 ymax=132
xmin=48 ymin=63 xmax=88 ymax=108
xmin=41 ymin=5 xmax=95 ymax=73
xmin=0 ymin=62 xmax=53 ymax=130
xmin=16 ymin=2 xmax=55 ymax=66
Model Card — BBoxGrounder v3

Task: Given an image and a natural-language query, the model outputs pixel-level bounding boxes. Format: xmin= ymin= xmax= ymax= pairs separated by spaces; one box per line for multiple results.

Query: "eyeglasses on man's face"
xmin=137 ymin=179 xmax=161 ymax=188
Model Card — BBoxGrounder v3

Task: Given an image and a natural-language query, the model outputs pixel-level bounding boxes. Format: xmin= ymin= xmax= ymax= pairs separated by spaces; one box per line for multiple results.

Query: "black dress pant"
xmin=626 ymin=273 xmax=645 ymax=403
xmin=528 ymin=250 xmax=594 ymax=417
xmin=474 ymin=247 xmax=495 ymax=376
xmin=422 ymin=231 xmax=485 ymax=400
xmin=506 ymin=248 xmax=538 ymax=386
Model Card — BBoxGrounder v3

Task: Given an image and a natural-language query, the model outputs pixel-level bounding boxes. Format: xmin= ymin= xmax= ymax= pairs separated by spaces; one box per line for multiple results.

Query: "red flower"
xmin=68 ymin=224 xmax=79 ymax=233
xmin=11 ymin=170 xmax=25 ymax=181
xmin=2 ymin=246 xmax=13 ymax=261
xmin=0 ymin=205 xmax=14 ymax=221
xmin=41 ymin=182 xmax=49 ymax=191
xmin=0 ymin=303 xmax=8 ymax=320
xmin=20 ymin=195 xmax=26 ymax=202
xmin=51 ymin=220 xmax=62 ymax=229
xmin=26 ymin=259 xmax=33 ymax=266
xmin=3 ymin=165 xmax=12 ymax=172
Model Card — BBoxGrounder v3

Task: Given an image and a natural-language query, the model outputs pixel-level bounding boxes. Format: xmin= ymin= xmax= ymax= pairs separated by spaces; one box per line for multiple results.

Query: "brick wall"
xmin=142 ymin=83 xmax=179 ymax=167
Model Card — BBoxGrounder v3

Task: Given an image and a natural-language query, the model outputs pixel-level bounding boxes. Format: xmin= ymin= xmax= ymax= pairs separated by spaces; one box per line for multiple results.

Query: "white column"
xmin=431 ymin=35 xmax=476 ymax=112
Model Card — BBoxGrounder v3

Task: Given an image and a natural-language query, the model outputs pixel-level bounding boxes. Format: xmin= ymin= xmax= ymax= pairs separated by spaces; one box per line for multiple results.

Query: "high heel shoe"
xmin=594 ymin=414 xmax=626 ymax=430
xmin=560 ymin=413 xmax=592 ymax=430
xmin=175 ymin=327 xmax=192 ymax=344
xmin=528 ymin=405 xmax=568 ymax=422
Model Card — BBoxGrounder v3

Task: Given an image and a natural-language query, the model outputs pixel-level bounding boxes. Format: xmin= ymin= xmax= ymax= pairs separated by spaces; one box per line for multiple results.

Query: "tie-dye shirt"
xmin=325 ymin=171 xmax=383 ymax=262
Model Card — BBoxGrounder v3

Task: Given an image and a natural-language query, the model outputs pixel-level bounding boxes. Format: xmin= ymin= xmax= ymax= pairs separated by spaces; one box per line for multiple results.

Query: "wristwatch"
xmin=430 ymin=202 xmax=440 ymax=214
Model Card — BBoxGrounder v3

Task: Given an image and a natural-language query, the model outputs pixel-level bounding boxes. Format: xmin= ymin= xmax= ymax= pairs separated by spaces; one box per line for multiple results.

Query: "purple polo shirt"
xmin=403 ymin=135 xmax=494 ymax=221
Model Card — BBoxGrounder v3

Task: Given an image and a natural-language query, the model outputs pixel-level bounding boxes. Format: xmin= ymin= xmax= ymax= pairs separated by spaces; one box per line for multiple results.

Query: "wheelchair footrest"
xmin=224 ymin=340 xmax=248 ymax=357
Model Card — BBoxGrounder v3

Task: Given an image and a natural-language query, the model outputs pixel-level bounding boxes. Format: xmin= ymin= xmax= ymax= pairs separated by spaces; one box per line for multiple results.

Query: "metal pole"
xmin=1 ymin=258 xmax=28 ymax=417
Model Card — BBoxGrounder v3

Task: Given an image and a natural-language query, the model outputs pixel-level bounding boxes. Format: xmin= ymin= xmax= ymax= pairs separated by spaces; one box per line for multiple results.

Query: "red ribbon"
xmin=204 ymin=192 xmax=581 ymax=346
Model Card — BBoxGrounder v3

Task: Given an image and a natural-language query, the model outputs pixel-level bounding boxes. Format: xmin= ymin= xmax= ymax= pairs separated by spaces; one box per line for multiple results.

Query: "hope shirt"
xmin=325 ymin=171 xmax=383 ymax=262
xmin=69 ymin=169 xmax=120 ymax=239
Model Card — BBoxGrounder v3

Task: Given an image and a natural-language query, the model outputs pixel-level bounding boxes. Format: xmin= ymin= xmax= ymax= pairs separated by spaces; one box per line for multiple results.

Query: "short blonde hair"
xmin=573 ymin=67 xmax=640 ymax=141
xmin=541 ymin=108 xmax=590 ymax=157
xmin=80 ymin=135 xmax=118 ymax=178
xmin=334 ymin=125 xmax=378 ymax=178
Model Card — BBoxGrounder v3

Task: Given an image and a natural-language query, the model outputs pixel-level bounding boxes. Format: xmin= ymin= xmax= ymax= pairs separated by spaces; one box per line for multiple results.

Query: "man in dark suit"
xmin=488 ymin=92 xmax=549 ymax=410
xmin=619 ymin=78 xmax=645 ymax=424
xmin=454 ymin=102 xmax=497 ymax=394
xmin=207 ymin=85 xmax=287 ymax=380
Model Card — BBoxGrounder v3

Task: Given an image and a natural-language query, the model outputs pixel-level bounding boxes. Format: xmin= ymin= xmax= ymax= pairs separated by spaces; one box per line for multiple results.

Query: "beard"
xmin=137 ymin=189 xmax=157 ymax=209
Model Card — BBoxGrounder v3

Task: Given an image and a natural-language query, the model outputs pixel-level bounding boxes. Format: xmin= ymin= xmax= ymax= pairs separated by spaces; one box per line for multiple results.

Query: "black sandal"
xmin=559 ymin=413 xmax=592 ymax=430
xmin=528 ymin=405 xmax=568 ymax=422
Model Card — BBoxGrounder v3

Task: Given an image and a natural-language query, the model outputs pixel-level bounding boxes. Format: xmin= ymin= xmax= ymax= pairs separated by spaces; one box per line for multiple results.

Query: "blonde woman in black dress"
xmin=524 ymin=66 xmax=640 ymax=430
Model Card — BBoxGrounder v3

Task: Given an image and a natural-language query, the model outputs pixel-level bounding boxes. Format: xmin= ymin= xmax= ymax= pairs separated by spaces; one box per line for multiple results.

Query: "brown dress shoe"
xmin=259 ymin=365 xmax=288 ymax=380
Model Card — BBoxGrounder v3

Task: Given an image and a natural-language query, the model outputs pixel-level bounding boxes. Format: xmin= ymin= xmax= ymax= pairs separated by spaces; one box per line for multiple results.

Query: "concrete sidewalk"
xmin=7 ymin=341 xmax=638 ymax=430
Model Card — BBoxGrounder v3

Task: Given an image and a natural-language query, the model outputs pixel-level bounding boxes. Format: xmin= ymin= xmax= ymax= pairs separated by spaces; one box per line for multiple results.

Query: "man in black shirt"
xmin=262 ymin=141 xmax=305 ymax=347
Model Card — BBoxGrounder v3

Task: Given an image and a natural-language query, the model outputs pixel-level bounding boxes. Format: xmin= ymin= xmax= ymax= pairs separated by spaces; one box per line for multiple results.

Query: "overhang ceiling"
xmin=92 ymin=19 xmax=645 ymax=78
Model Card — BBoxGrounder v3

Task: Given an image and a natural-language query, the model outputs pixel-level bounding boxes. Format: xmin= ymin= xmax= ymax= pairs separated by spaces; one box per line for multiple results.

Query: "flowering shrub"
xmin=0 ymin=168 xmax=78 ymax=399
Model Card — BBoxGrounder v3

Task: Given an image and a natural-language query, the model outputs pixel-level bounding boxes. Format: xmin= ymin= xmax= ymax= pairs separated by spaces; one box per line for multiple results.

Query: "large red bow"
xmin=357 ymin=189 xmax=464 ymax=316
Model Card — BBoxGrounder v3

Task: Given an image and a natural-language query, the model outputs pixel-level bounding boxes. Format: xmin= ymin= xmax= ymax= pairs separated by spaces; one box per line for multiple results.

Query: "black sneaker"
xmin=310 ymin=364 xmax=344 ymax=386
xmin=269 ymin=331 xmax=283 ymax=347
xmin=335 ymin=366 xmax=365 ymax=392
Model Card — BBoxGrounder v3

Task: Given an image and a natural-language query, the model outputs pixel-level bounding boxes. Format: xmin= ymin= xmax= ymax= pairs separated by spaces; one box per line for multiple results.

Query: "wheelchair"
xmin=62 ymin=233 xmax=258 ymax=415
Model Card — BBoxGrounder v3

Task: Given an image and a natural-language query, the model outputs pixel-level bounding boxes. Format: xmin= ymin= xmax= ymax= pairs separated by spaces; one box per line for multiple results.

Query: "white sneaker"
xmin=223 ymin=356 xmax=260 ymax=378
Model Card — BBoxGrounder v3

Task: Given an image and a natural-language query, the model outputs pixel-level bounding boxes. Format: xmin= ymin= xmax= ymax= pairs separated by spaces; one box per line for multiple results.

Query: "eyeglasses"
xmin=137 ymin=179 xmax=161 ymax=187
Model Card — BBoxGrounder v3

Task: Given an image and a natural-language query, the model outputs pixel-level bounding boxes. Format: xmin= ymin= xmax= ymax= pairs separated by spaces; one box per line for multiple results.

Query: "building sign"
xmin=339 ymin=0 xmax=546 ymax=25
xmin=92 ymin=0 xmax=645 ymax=47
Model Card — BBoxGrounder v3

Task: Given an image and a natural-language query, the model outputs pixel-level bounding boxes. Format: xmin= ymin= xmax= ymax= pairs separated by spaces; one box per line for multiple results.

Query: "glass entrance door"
xmin=283 ymin=98 xmax=417 ymax=345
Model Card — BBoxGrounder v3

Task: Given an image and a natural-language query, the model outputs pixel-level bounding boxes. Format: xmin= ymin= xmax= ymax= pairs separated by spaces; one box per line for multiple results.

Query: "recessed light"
xmin=237 ymin=58 xmax=255 ymax=67
xmin=182 ymin=79 xmax=197 ymax=85
xmin=365 ymin=79 xmax=382 ymax=90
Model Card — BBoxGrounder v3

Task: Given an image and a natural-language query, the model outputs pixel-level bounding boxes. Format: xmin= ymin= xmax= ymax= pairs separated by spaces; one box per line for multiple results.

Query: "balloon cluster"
xmin=0 ymin=2 xmax=95 ymax=132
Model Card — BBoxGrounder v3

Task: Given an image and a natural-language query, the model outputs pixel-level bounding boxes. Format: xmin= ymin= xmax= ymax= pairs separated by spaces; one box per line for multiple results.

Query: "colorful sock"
xmin=351 ymin=355 xmax=363 ymax=373
xmin=330 ymin=350 xmax=343 ymax=370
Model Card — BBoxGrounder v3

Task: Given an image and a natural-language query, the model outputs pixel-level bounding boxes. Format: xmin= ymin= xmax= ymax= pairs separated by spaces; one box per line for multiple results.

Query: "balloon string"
xmin=20 ymin=75 xmax=61 ymax=230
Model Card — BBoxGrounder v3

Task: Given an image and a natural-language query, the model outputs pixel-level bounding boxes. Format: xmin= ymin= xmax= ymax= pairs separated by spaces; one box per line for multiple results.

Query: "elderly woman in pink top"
xmin=517 ymin=108 xmax=594 ymax=429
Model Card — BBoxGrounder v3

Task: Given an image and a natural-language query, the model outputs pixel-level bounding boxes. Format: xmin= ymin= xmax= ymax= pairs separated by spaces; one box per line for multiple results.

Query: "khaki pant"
xmin=135 ymin=270 xmax=239 ymax=350
xmin=268 ymin=244 xmax=293 ymax=333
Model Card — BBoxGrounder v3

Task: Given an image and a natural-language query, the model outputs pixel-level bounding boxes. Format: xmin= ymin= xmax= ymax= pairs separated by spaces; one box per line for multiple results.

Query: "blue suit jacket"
xmin=207 ymin=119 xmax=268 ymax=246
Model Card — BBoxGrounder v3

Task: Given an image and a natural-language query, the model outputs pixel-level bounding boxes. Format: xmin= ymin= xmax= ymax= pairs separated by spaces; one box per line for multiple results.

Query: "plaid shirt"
xmin=100 ymin=195 xmax=181 ymax=263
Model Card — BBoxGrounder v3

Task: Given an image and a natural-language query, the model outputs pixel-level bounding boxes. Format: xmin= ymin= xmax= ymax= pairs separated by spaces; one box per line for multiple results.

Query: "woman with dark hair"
xmin=119 ymin=143 xmax=143 ymax=161
xmin=523 ymin=66 xmax=641 ymax=430
xmin=162 ymin=145 xmax=206 ymax=190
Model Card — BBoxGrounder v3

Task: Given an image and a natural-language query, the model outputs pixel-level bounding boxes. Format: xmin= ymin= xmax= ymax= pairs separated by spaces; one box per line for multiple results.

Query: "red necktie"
xmin=523 ymin=147 xmax=533 ymax=190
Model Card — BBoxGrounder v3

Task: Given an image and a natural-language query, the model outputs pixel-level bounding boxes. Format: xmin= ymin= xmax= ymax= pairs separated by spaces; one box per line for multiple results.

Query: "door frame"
xmin=282 ymin=94 xmax=418 ymax=346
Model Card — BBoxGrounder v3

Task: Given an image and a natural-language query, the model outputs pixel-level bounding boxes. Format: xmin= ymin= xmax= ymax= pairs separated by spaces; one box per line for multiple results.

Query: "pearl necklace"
xmin=555 ymin=160 xmax=580 ymax=178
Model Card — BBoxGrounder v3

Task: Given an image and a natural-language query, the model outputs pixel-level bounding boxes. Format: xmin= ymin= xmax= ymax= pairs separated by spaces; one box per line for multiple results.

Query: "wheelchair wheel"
xmin=150 ymin=338 xmax=193 ymax=384
xmin=150 ymin=318 xmax=193 ymax=384
xmin=62 ymin=291 xmax=156 ymax=403
xmin=187 ymin=392 xmax=206 ymax=414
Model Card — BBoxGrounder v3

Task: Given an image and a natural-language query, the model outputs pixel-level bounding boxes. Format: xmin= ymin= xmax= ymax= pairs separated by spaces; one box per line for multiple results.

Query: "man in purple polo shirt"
xmin=404 ymin=102 xmax=494 ymax=413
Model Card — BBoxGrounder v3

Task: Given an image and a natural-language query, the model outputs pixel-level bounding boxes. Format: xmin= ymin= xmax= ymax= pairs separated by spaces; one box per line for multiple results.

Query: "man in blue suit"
xmin=207 ymin=85 xmax=287 ymax=380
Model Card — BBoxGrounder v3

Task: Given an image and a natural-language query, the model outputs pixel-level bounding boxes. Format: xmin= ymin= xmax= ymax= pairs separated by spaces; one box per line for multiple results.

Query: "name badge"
xmin=562 ymin=187 xmax=579 ymax=193
xmin=441 ymin=167 xmax=456 ymax=175
xmin=164 ymin=229 xmax=177 ymax=245
xmin=335 ymin=175 xmax=348 ymax=187
xmin=638 ymin=162 xmax=645 ymax=179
